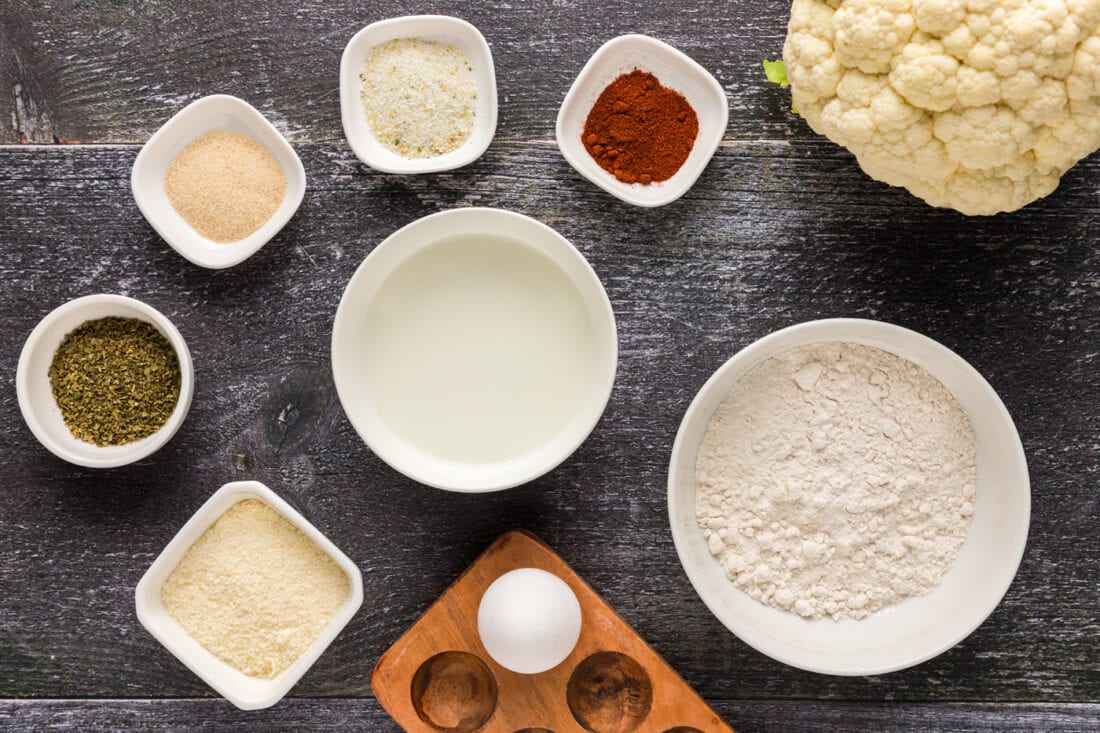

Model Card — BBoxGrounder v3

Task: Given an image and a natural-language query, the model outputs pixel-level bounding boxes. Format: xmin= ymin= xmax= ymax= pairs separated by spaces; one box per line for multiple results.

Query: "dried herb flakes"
xmin=48 ymin=317 xmax=182 ymax=446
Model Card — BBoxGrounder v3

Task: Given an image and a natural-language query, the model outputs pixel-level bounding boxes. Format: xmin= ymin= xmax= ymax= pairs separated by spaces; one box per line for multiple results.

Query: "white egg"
xmin=477 ymin=568 xmax=582 ymax=675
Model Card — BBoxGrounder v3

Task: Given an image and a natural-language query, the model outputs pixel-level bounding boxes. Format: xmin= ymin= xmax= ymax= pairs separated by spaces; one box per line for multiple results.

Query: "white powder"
xmin=359 ymin=38 xmax=476 ymax=158
xmin=162 ymin=499 xmax=351 ymax=677
xmin=696 ymin=342 xmax=976 ymax=620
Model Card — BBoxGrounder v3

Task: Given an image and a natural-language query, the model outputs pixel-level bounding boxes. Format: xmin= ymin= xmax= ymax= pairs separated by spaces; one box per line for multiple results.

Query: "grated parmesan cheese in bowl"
xmin=135 ymin=481 xmax=363 ymax=710
xmin=161 ymin=499 xmax=351 ymax=678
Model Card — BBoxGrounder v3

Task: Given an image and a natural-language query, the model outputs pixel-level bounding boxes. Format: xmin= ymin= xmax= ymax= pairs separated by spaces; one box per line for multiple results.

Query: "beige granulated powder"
xmin=164 ymin=130 xmax=286 ymax=243
xmin=696 ymin=342 xmax=976 ymax=621
xmin=162 ymin=499 xmax=350 ymax=678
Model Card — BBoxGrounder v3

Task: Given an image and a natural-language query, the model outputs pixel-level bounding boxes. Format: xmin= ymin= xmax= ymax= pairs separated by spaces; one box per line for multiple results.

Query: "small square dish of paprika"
xmin=556 ymin=34 xmax=728 ymax=208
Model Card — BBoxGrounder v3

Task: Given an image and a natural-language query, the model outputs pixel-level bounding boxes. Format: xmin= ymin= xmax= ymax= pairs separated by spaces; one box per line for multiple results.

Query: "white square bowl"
xmin=131 ymin=95 xmax=306 ymax=269
xmin=556 ymin=34 xmax=729 ymax=207
xmin=135 ymin=480 xmax=364 ymax=710
xmin=339 ymin=15 xmax=498 ymax=174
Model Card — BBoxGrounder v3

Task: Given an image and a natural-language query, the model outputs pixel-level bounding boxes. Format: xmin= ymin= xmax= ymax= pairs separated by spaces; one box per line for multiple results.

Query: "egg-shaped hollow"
xmin=566 ymin=651 xmax=654 ymax=733
xmin=411 ymin=651 xmax=498 ymax=732
xmin=663 ymin=728 xmax=705 ymax=733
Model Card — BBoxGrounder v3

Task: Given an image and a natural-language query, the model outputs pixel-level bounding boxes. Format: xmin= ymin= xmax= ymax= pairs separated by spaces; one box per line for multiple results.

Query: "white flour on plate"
xmin=696 ymin=342 xmax=976 ymax=620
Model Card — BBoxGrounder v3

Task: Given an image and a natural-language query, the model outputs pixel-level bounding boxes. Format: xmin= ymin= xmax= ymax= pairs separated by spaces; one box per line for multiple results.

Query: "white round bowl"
xmin=331 ymin=208 xmax=617 ymax=492
xmin=339 ymin=15 xmax=498 ymax=174
xmin=667 ymin=318 xmax=1030 ymax=675
xmin=556 ymin=34 xmax=729 ymax=207
xmin=17 ymin=294 xmax=195 ymax=468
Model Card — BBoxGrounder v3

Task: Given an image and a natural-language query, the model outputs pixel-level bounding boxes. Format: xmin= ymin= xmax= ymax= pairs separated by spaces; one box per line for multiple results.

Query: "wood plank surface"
xmin=1 ymin=700 xmax=1098 ymax=732
xmin=0 ymin=143 xmax=1097 ymax=721
xmin=0 ymin=0 xmax=796 ymax=145
xmin=1 ymin=0 xmax=1098 ymax=729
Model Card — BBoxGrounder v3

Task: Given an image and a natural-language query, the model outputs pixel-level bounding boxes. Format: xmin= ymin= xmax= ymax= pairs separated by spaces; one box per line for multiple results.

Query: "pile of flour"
xmin=696 ymin=342 xmax=976 ymax=621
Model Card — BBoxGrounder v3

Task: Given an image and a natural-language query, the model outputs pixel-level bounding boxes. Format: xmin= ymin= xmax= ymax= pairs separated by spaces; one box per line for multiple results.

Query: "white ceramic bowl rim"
xmin=667 ymin=318 xmax=1031 ymax=675
xmin=16 ymin=294 xmax=194 ymax=468
xmin=331 ymin=207 xmax=618 ymax=493
xmin=134 ymin=480 xmax=365 ymax=710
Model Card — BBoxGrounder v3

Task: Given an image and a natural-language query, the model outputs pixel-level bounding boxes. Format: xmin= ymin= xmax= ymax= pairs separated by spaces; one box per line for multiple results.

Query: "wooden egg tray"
xmin=372 ymin=530 xmax=735 ymax=733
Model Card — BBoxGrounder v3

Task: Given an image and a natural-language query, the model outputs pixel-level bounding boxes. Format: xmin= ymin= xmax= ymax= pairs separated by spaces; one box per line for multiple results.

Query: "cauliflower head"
xmin=783 ymin=0 xmax=1100 ymax=214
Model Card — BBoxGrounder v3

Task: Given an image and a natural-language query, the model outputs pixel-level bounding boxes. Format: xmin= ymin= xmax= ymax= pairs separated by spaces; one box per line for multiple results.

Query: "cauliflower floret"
xmin=833 ymin=0 xmax=917 ymax=73
xmin=888 ymin=38 xmax=961 ymax=111
xmin=912 ymin=0 xmax=967 ymax=35
xmin=784 ymin=0 xmax=1100 ymax=214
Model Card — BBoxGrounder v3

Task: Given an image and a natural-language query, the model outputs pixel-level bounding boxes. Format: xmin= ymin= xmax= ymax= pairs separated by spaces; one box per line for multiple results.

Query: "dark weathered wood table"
xmin=1 ymin=2 xmax=1097 ymax=731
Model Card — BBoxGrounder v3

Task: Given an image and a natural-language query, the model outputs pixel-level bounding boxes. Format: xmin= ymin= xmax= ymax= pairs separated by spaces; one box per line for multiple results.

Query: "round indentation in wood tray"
xmin=662 ymin=728 xmax=705 ymax=733
xmin=566 ymin=651 xmax=654 ymax=733
xmin=411 ymin=651 xmax=498 ymax=732
xmin=515 ymin=729 xmax=555 ymax=733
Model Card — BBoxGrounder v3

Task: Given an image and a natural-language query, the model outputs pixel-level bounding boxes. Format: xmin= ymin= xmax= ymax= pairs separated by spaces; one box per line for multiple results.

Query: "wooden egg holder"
xmin=372 ymin=530 xmax=735 ymax=733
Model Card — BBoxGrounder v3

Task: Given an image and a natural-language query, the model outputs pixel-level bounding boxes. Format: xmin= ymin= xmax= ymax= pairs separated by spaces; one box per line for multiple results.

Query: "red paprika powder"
xmin=582 ymin=69 xmax=699 ymax=185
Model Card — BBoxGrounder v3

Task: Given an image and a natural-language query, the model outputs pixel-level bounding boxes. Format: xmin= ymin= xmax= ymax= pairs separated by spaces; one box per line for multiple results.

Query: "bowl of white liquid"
xmin=332 ymin=208 xmax=617 ymax=492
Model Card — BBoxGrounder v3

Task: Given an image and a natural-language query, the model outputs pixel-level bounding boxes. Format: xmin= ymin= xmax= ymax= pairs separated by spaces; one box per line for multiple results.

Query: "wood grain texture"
xmin=0 ymin=143 xmax=1097 ymax=726
xmin=0 ymin=0 xmax=796 ymax=144
xmin=1 ymin=1 xmax=1099 ymax=725
xmin=372 ymin=530 xmax=732 ymax=732
xmin=0 ymin=700 xmax=1097 ymax=732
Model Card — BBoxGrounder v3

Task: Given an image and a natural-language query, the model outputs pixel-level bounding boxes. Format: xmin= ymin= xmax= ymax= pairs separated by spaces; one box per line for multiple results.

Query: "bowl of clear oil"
xmin=331 ymin=208 xmax=618 ymax=492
